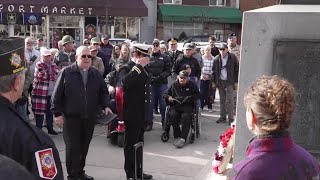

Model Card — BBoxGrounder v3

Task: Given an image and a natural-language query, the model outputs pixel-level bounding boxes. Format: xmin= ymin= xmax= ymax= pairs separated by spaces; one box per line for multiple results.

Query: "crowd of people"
xmin=1 ymin=30 xmax=318 ymax=180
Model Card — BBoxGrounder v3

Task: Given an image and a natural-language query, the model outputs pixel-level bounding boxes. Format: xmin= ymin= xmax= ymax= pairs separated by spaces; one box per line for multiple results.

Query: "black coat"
xmin=147 ymin=51 xmax=172 ymax=85
xmin=173 ymin=55 xmax=201 ymax=79
xmin=163 ymin=80 xmax=200 ymax=110
xmin=212 ymin=52 xmax=239 ymax=86
xmin=51 ymin=63 xmax=109 ymax=119
xmin=122 ymin=62 xmax=151 ymax=128
xmin=0 ymin=96 xmax=64 ymax=180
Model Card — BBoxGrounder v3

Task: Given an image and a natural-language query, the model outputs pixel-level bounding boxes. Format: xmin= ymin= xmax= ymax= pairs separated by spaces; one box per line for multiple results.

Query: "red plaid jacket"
xmin=31 ymin=61 xmax=59 ymax=115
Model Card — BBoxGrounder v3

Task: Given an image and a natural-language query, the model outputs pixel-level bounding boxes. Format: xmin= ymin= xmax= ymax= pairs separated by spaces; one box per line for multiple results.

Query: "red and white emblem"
xmin=35 ymin=148 xmax=57 ymax=179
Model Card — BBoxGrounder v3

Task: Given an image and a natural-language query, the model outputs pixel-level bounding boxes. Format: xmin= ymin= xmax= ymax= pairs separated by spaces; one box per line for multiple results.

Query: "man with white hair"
xmin=51 ymin=46 xmax=113 ymax=180
xmin=18 ymin=37 xmax=40 ymax=119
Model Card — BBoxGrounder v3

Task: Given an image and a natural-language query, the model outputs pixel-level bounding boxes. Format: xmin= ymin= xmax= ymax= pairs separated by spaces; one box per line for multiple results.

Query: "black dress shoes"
xmin=82 ymin=174 xmax=94 ymax=180
xmin=137 ymin=173 xmax=153 ymax=179
xmin=216 ymin=118 xmax=226 ymax=123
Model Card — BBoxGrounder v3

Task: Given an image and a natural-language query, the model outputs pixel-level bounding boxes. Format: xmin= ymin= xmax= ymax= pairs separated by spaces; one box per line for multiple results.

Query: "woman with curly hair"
xmin=229 ymin=75 xmax=320 ymax=180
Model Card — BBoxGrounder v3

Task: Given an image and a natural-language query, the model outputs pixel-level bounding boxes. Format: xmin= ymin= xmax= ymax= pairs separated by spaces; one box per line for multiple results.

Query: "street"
xmin=43 ymin=101 xmax=231 ymax=180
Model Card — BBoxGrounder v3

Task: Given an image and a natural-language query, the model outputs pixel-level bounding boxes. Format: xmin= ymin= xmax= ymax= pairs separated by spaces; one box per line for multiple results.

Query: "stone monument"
xmin=234 ymin=0 xmax=320 ymax=164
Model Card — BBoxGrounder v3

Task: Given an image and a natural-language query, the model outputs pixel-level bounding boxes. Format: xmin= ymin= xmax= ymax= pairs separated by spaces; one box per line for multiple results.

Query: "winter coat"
xmin=212 ymin=52 xmax=239 ymax=87
xmin=230 ymin=131 xmax=320 ymax=180
xmin=91 ymin=56 xmax=105 ymax=75
xmin=173 ymin=55 xmax=201 ymax=79
xmin=147 ymin=51 xmax=172 ymax=85
xmin=0 ymin=96 xmax=64 ymax=180
xmin=32 ymin=61 xmax=59 ymax=115
xmin=51 ymin=63 xmax=109 ymax=119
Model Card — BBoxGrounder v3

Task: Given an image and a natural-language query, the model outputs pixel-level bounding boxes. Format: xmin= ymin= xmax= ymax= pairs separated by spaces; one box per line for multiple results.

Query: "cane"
xmin=134 ymin=142 xmax=144 ymax=180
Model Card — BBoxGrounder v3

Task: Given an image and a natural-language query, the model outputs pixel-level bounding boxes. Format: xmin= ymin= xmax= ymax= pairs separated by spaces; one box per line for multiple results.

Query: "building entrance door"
xmin=50 ymin=27 xmax=83 ymax=48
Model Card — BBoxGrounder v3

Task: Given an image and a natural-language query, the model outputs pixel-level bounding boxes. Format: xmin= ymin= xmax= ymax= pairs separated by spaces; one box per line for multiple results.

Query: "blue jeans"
xmin=35 ymin=96 xmax=54 ymax=129
xmin=150 ymin=84 xmax=167 ymax=125
xmin=200 ymin=80 xmax=213 ymax=109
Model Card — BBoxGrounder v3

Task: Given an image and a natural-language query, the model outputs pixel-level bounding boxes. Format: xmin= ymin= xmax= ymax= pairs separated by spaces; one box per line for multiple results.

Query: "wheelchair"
xmin=161 ymin=103 xmax=200 ymax=144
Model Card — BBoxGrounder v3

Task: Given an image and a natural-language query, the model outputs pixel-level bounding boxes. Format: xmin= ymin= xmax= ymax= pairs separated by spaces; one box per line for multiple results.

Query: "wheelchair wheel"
xmin=195 ymin=115 xmax=200 ymax=138
xmin=117 ymin=133 xmax=124 ymax=147
xmin=163 ymin=106 xmax=170 ymax=131
xmin=161 ymin=132 xmax=169 ymax=142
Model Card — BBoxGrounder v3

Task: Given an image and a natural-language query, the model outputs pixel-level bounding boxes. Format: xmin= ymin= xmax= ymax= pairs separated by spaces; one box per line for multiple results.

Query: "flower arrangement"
xmin=212 ymin=124 xmax=236 ymax=174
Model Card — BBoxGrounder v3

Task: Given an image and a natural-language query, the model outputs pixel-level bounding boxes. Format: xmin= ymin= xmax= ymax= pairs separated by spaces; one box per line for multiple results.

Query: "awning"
xmin=109 ymin=0 xmax=148 ymax=17
xmin=0 ymin=0 xmax=148 ymax=16
xmin=1 ymin=0 xmax=110 ymax=15
xmin=159 ymin=4 xmax=242 ymax=24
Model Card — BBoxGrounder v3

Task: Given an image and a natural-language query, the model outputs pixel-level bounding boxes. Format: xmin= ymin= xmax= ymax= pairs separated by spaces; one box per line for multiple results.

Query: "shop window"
xmin=209 ymin=0 xmax=226 ymax=6
xmin=163 ymin=0 xmax=182 ymax=5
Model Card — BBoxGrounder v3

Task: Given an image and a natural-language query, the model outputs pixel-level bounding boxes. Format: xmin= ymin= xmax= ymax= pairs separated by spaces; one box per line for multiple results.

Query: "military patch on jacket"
xmin=35 ymin=148 xmax=57 ymax=179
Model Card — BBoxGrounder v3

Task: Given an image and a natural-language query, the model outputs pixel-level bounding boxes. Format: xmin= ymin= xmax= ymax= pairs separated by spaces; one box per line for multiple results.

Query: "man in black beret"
xmin=0 ymin=37 xmax=64 ymax=179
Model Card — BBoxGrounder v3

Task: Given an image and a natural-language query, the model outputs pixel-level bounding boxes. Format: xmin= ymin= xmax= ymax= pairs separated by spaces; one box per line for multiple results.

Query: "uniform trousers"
xmin=124 ymin=125 xmax=144 ymax=178
xmin=63 ymin=116 xmax=95 ymax=179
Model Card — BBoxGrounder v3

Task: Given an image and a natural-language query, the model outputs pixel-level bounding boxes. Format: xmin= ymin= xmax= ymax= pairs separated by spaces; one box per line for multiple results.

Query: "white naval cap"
xmin=132 ymin=43 xmax=152 ymax=56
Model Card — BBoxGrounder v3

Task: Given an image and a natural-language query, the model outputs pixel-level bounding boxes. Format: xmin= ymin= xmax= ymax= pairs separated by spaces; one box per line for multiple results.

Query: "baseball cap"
xmin=41 ymin=49 xmax=51 ymax=56
xmin=0 ymin=37 xmax=25 ymax=76
xmin=183 ymin=43 xmax=194 ymax=50
xmin=179 ymin=70 xmax=189 ymax=78
xmin=91 ymin=37 xmax=100 ymax=44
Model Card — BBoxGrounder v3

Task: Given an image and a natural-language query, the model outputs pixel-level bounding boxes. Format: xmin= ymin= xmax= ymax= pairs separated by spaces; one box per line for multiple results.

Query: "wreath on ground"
xmin=212 ymin=124 xmax=235 ymax=174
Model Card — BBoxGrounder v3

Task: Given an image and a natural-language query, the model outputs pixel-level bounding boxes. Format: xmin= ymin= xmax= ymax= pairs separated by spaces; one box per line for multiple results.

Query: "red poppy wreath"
xmin=212 ymin=124 xmax=235 ymax=174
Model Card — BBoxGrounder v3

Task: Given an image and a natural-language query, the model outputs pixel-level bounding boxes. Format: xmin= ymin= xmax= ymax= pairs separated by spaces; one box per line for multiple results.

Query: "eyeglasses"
xmin=93 ymin=43 xmax=99 ymax=46
xmin=219 ymin=48 xmax=226 ymax=51
xmin=81 ymin=54 xmax=92 ymax=59
xmin=26 ymin=42 xmax=33 ymax=45
xmin=91 ymin=50 xmax=98 ymax=52
xmin=153 ymin=44 xmax=159 ymax=47
xmin=84 ymin=42 xmax=90 ymax=45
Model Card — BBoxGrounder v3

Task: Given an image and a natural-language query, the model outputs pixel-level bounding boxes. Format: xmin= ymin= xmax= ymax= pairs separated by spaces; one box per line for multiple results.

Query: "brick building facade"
xmin=240 ymin=0 xmax=280 ymax=12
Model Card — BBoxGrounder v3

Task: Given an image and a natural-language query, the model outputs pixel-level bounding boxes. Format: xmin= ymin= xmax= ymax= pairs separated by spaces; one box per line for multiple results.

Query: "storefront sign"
xmin=0 ymin=4 xmax=99 ymax=15
xmin=191 ymin=16 xmax=218 ymax=22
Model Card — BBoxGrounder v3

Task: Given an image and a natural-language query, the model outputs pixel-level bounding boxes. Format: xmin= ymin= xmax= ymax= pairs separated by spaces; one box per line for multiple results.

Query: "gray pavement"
xmin=34 ymin=101 xmax=231 ymax=180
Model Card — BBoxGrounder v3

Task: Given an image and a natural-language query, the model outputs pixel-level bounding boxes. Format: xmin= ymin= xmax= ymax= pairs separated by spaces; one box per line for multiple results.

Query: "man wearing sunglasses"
xmin=146 ymin=39 xmax=172 ymax=130
xmin=51 ymin=46 xmax=113 ymax=180
xmin=91 ymin=37 xmax=110 ymax=78
xmin=212 ymin=43 xmax=239 ymax=125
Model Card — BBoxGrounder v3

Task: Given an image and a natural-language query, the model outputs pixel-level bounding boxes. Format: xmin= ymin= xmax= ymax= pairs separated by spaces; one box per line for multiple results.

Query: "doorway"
xmin=50 ymin=27 xmax=83 ymax=48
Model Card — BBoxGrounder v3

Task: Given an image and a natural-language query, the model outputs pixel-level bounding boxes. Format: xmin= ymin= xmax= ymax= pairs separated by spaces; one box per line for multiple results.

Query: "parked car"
xmin=177 ymin=35 xmax=210 ymax=51
xmin=108 ymin=38 xmax=131 ymax=46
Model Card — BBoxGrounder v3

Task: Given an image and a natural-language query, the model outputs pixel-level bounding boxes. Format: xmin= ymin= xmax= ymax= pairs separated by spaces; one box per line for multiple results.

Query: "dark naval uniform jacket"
xmin=0 ymin=96 xmax=64 ymax=180
xmin=122 ymin=61 xmax=151 ymax=128
xmin=167 ymin=50 xmax=183 ymax=67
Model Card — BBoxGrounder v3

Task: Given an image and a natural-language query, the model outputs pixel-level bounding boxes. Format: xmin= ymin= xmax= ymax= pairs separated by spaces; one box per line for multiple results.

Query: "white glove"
xmin=108 ymin=86 xmax=115 ymax=95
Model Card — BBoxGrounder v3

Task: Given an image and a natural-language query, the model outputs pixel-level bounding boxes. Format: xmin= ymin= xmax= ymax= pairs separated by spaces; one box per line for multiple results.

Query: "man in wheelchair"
xmin=163 ymin=70 xmax=200 ymax=148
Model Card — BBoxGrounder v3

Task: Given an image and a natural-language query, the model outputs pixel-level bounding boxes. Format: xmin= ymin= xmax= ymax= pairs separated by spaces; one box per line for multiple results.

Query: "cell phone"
xmin=30 ymin=55 xmax=37 ymax=62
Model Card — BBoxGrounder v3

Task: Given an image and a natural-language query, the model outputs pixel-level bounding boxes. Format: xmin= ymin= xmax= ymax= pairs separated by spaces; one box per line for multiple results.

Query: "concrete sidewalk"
xmin=43 ymin=103 xmax=231 ymax=180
